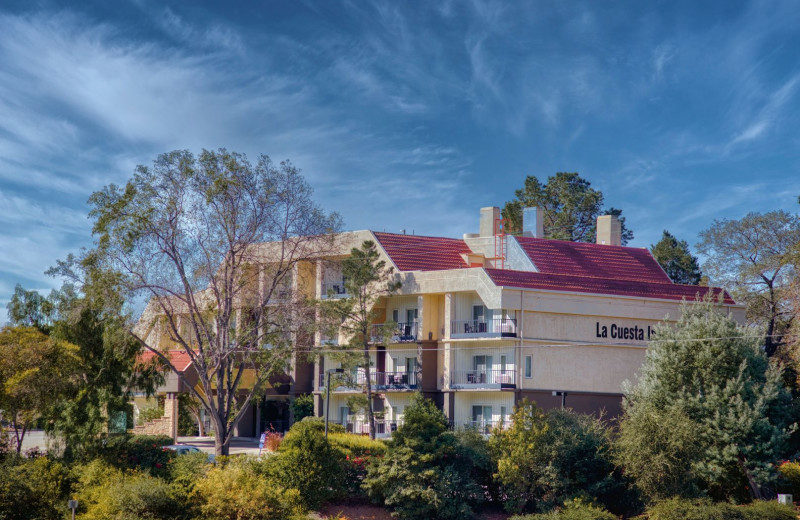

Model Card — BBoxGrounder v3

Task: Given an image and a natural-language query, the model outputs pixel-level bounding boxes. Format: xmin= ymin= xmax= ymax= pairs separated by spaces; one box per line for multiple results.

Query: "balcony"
xmin=321 ymin=282 xmax=348 ymax=299
xmin=450 ymin=318 xmax=517 ymax=339
xmin=370 ymin=322 xmax=418 ymax=343
xmin=330 ymin=418 xmax=404 ymax=437
xmin=449 ymin=369 xmax=516 ymax=390
xmin=319 ymin=370 xmax=418 ymax=392
xmin=460 ymin=419 xmax=510 ymax=435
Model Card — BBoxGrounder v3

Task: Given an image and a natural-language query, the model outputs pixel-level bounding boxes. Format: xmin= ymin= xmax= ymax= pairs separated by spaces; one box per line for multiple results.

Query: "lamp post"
xmin=324 ymin=368 xmax=344 ymax=440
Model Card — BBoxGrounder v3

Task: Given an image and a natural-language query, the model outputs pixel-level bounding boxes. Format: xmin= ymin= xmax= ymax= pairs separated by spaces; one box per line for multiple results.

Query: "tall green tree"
xmin=616 ymin=297 xmax=793 ymax=501
xmin=6 ymin=284 xmax=54 ymax=333
xmin=320 ymin=240 xmax=401 ymax=439
xmin=650 ymin=230 xmax=703 ymax=285
xmin=0 ymin=327 xmax=80 ymax=453
xmin=502 ymin=172 xmax=633 ymax=244
xmin=87 ymin=149 xmax=341 ymax=456
xmin=696 ymin=210 xmax=800 ymax=357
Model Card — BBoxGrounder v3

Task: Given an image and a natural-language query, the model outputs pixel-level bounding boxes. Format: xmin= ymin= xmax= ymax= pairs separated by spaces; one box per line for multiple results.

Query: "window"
xmin=392 ymin=309 xmax=399 ymax=323
xmin=500 ymin=355 xmax=507 ymax=374
xmin=472 ymin=305 xmax=485 ymax=321
xmin=406 ymin=308 xmax=418 ymax=324
xmin=525 ymin=356 xmax=532 ymax=378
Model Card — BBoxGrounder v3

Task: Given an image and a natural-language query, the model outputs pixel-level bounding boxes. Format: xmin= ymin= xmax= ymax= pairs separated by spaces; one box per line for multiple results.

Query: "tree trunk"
xmin=212 ymin=414 xmax=230 ymax=457
xmin=739 ymin=455 xmax=765 ymax=500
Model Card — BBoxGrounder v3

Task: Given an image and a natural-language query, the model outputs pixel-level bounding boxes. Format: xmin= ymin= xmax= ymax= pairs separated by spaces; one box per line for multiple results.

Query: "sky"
xmin=1 ymin=0 xmax=799 ymax=318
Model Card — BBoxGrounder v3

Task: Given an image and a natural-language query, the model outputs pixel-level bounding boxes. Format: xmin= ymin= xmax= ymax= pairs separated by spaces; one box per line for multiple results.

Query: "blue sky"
xmin=1 ymin=0 xmax=799 ymax=316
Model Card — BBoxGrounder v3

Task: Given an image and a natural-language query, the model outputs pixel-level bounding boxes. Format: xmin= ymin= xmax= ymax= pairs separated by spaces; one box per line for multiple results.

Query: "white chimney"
xmin=479 ymin=207 xmax=500 ymax=237
xmin=522 ymin=207 xmax=544 ymax=238
xmin=596 ymin=215 xmax=621 ymax=246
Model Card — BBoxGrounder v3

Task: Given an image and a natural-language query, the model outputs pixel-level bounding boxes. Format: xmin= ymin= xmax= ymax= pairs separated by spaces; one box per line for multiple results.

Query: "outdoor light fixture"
xmin=68 ymin=500 xmax=78 ymax=520
xmin=324 ymin=368 xmax=345 ymax=440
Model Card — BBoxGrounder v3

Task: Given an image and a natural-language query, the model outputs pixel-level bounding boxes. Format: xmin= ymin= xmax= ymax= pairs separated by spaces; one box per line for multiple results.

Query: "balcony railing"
xmin=462 ymin=419 xmax=510 ymax=434
xmin=330 ymin=418 xmax=404 ymax=436
xmin=450 ymin=318 xmax=517 ymax=338
xmin=319 ymin=370 xmax=418 ymax=391
xmin=321 ymin=282 xmax=348 ymax=299
xmin=370 ymin=322 xmax=419 ymax=343
xmin=449 ymin=369 xmax=516 ymax=389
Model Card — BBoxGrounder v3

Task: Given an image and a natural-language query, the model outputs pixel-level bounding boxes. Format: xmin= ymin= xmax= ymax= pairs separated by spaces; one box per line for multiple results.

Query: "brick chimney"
xmin=596 ymin=215 xmax=621 ymax=246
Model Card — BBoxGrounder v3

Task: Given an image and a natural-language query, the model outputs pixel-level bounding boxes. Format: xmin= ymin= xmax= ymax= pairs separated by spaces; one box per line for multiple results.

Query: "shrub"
xmin=260 ymin=419 xmax=346 ymax=509
xmin=363 ymin=393 xmax=491 ymax=520
xmin=0 ymin=456 xmax=72 ymax=520
xmin=491 ymin=401 xmax=632 ymax=515
xmin=510 ymin=499 xmax=617 ymax=520
xmin=290 ymin=394 xmax=314 ymax=422
xmin=138 ymin=403 xmax=164 ymax=425
xmin=73 ymin=459 xmax=182 ymax=520
xmin=96 ymin=434 xmax=173 ymax=475
xmin=777 ymin=461 xmax=800 ymax=496
xmin=644 ymin=498 xmax=796 ymax=520
xmin=264 ymin=431 xmax=283 ymax=452
xmin=194 ymin=458 xmax=306 ymax=520
xmin=327 ymin=432 xmax=387 ymax=457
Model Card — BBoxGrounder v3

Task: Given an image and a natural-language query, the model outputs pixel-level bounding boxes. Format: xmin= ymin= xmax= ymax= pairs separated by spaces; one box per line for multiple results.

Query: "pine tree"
xmin=650 ymin=230 xmax=702 ymax=285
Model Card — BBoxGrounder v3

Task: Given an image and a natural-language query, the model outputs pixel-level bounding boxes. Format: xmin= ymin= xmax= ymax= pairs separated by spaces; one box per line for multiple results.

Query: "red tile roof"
xmin=485 ymin=268 xmax=735 ymax=304
xmin=373 ymin=232 xmax=471 ymax=271
xmin=138 ymin=350 xmax=194 ymax=372
xmin=515 ymin=236 xmax=672 ymax=283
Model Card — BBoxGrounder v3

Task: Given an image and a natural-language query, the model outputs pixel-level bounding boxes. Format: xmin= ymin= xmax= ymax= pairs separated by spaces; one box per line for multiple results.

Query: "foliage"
xmin=696 ymin=210 xmax=800 ymax=356
xmin=509 ymin=499 xmax=617 ymax=520
xmin=6 ymin=284 xmax=54 ymax=333
xmin=0 ymin=456 xmax=72 ymax=520
xmin=644 ymin=498 xmax=796 ymax=520
xmin=616 ymin=297 xmax=793 ymax=501
xmin=363 ymin=393 xmax=491 ymax=520
xmin=650 ymin=230 xmax=702 ymax=285
xmin=320 ymin=240 xmax=401 ymax=439
xmin=93 ymin=434 xmax=173 ymax=476
xmin=73 ymin=459 xmax=183 ymax=520
xmin=327 ymin=432 xmax=387 ymax=457
xmin=290 ymin=394 xmax=315 ymax=423
xmin=261 ymin=418 xmax=346 ymax=508
xmin=264 ymin=431 xmax=283 ymax=451
xmin=777 ymin=460 xmax=800 ymax=496
xmin=491 ymin=401 xmax=631 ymax=515
xmin=168 ymin=450 xmax=211 ymax=494
xmin=0 ymin=326 xmax=81 ymax=453
xmin=138 ymin=401 xmax=164 ymax=425
xmin=86 ymin=148 xmax=341 ymax=456
xmin=194 ymin=458 xmax=306 ymax=520
xmin=502 ymin=172 xmax=633 ymax=244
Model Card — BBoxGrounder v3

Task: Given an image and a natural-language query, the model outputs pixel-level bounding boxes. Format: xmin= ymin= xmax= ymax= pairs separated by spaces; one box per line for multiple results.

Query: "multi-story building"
xmin=311 ymin=206 xmax=741 ymax=435
xmin=136 ymin=205 xmax=741 ymax=438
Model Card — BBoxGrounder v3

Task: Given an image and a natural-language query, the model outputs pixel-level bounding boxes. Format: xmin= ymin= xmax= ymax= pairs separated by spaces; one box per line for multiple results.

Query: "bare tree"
xmin=89 ymin=149 xmax=341 ymax=455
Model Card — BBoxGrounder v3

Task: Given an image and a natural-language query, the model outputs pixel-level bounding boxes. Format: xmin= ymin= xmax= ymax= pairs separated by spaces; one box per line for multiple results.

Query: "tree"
xmin=696 ymin=211 xmax=800 ymax=357
xmin=616 ymin=297 xmax=793 ymax=501
xmin=490 ymin=400 xmax=628 ymax=515
xmin=650 ymin=230 xmax=703 ymax=285
xmin=320 ymin=240 xmax=400 ymax=439
xmin=87 ymin=149 xmax=341 ymax=456
xmin=0 ymin=327 xmax=80 ymax=453
xmin=6 ymin=284 xmax=54 ymax=333
xmin=502 ymin=172 xmax=633 ymax=244
xmin=363 ymin=393 xmax=491 ymax=520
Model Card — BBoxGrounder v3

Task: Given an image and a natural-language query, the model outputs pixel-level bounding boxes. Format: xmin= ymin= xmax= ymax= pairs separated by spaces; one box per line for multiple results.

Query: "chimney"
xmin=596 ymin=215 xmax=621 ymax=246
xmin=522 ymin=207 xmax=544 ymax=238
xmin=479 ymin=207 xmax=500 ymax=237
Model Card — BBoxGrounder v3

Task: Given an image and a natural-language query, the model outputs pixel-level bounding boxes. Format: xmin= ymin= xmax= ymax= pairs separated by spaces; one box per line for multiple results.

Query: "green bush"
xmin=290 ymin=394 xmax=315 ymax=422
xmin=96 ymin=434 xmax=173 ymax=475
xmin=0 ymin=456 xmax=72 ymax=520
xmin=73 ymin=459 xmax=182 ymax=520
xmin=778 ymin=461 xmax=800 ymax=496
xmin=491 ymin=401 xmax=633 ymax=515
xmin=510 ymin=499 xmax=617 ymax=520
xmin=644 ymin=498 xmax=796 ymax=520
xmin=138 ymin=403 xmax=164 ymax=425
xmin=260 ymin=419 xmax=346 ymax=509
xmin=194 ymin=457 xmax=306 ymax=520
xmin=327 ymin=432 xmax=387 ymax=457
xmin=363 ymin=393 xmax=492 ymax=520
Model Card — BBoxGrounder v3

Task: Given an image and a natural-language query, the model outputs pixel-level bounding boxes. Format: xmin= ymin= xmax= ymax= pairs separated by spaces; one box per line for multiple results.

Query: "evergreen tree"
xmin=650 ymin=230 xmax=702 ymax=285
xmin=502 ymin=172 xmax=633 ymax=244
xmin=616 ymin=296 xmax=793 ymax=501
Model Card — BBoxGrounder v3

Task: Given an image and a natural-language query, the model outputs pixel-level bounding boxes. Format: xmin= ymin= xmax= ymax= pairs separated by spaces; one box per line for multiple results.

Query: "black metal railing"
xmin=450 ymin=318 xmax=517 ymax=337
xmin=450 ymin=369 xmax=516 ymax=386
xmin=321 ymin=282 xmax=348 ymax=299
xmin=370 ymin=322 xmax=418 ymax=343
xmin=319 ymin=370 xmax=418 ymax=391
